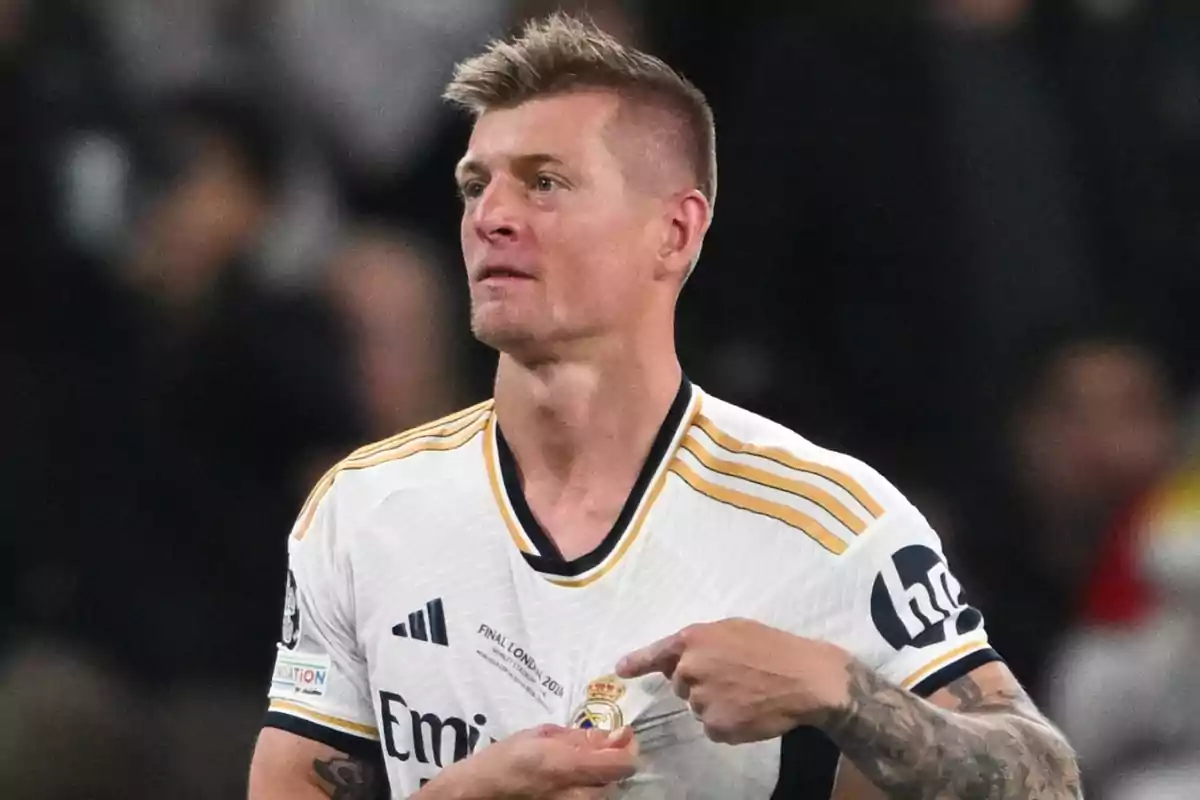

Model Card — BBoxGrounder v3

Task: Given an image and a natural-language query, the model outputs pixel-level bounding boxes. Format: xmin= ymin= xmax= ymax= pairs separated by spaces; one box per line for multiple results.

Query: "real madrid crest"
xmin=571 ymin=674 xmax=626 ymax=731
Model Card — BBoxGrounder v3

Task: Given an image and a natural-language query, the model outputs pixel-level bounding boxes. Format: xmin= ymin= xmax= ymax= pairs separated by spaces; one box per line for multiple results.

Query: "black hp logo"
xmin=870 ymin=545 xmax=982 ymax=650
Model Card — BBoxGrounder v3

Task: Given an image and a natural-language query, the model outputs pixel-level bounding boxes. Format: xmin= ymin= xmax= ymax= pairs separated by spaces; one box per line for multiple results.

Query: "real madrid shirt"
xmin=263 ymin=379 xmax=1000 ymax=798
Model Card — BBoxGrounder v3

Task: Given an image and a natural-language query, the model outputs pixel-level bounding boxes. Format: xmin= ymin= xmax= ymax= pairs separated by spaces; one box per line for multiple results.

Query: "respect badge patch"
xmin=272 ymin=651 xmax=332 ymax=698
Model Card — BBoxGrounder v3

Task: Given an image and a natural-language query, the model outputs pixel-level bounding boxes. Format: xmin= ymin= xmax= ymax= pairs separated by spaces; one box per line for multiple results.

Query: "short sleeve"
xmin=263 ymin=480 xmax=380 ymax=756
xmin=835 ymin=508 xmax=1001 ymax=697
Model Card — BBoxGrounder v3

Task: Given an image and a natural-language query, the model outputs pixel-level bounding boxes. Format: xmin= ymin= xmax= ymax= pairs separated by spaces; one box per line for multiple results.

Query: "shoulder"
xmin=290 ymin=400 xmax=494 ymax=542
xmin=675 ymin=392 xmax=916 ymax=555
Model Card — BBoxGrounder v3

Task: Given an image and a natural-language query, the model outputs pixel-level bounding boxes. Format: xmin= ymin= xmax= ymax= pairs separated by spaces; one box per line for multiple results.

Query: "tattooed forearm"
xmin=821 ymin=663 xmax=1082 ymax=800
xmin=944 ymin=674 xmax=1028 ymax=716
xmin=312 ymin=755 xmax=388 ymax=800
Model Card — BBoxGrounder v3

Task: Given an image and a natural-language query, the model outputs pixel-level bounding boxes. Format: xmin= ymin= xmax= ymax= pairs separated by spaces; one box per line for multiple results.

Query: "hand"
xmin=424 ymin=723 xmax=639 ymax=799
xmin=616 ymin=618 xmax=851 ymax=744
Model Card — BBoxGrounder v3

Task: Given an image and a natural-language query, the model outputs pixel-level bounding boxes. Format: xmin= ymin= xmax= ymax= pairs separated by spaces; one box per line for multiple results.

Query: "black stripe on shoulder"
xmin=263 ymin=710 xmax=380 ymax=760
xmin=774 ymin=725 xmax=840 ymax=799
xmin=911 ymin=647 xmax=1004 ymax=698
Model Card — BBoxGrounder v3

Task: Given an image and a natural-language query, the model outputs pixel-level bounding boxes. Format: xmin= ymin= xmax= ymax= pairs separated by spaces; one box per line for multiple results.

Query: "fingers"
xmin=550 ymin=786 xmax=623 ymax=800
xmin=671 ymin=667 xmax=693 ymax=700
xmin=531 ymin=723 xmax=572 ymax=739
xmin=540 ymin=733 xmax=639 ymax=787
xmin=583 ymin=726 xmax=639 ymax=756
xmin=564 ymin=744 xmax=639 ymax=785
xmin=544 ymin=725 xmax=634 ymax=750
xmin=514 ymin=725 xmax=641 ymax=792
xmin=603 ymin=725 xmax=635 ymax=751
xmin=616 ymin=631 xmax=688 ymax=679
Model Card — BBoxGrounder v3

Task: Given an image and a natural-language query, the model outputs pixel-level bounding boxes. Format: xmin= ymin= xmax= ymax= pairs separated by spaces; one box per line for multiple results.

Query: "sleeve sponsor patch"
xmin=272 ymin=651 xmax=333 ymax=698
xmin=870 ymin=544 xmax=983 ymax=650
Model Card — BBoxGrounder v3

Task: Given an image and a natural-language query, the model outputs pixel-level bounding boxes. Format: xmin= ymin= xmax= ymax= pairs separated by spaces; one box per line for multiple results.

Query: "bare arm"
xmin=248 ymin=728 xmax=388 ymax=800
xmin=249 ymin=724 xmax=638 ymax=800
xmin=826 ymin=661 xmax=1082 ymax=799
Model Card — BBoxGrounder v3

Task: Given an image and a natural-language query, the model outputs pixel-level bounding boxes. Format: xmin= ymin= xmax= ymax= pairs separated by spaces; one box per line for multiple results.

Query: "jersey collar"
xmin=485 ymin=377 xmax=698 ymax=587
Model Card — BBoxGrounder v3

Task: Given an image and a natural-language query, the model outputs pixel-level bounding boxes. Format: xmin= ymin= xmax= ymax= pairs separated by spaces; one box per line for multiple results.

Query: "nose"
xmin=471 ymin=179 xmax=522 ymax=244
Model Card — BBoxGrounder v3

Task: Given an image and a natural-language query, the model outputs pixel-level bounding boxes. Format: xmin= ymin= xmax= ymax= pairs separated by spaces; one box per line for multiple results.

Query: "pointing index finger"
xmin=616 ymin=632 xmax=687 ymax=679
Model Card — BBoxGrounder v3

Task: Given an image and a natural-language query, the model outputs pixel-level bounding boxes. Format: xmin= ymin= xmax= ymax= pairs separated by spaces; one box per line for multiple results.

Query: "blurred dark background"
xmin=4 ymin=1 xmax=1200 ymax=798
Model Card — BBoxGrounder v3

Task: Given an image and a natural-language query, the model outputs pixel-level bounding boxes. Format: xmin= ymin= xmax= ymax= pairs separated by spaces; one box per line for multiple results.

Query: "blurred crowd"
xmin=3 ymin=1 xmax=1200 ymax=798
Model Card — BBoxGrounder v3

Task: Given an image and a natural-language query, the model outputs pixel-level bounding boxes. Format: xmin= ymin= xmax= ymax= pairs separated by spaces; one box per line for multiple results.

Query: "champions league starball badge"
xmin=281 ymin=569 xmax=300 ymax=649
xmin=571 ymin=674 xmax=626 ymax=731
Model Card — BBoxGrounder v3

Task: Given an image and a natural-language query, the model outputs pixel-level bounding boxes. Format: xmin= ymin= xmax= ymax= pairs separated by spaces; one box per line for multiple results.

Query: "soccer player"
xmin=248 ymin=13 xmax=1081 ymax=800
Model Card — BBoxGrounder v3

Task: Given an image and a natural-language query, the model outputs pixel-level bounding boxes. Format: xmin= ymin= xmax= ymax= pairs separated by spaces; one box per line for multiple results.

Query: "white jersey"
xmin=264 ymin=381 xmax=997 ymax=798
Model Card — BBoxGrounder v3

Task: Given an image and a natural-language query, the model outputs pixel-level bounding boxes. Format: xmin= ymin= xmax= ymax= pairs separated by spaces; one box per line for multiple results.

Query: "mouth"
xmin=477 ymin=265 xmax=535 ymax=283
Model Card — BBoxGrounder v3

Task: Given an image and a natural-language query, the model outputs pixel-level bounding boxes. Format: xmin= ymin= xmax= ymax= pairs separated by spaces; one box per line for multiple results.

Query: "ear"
xmin=656 ymin=189 xmax=711 ymax=281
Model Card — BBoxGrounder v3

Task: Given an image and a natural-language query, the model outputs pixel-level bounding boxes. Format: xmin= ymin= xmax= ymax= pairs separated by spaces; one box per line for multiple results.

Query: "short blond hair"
xmin=443 ymin=12 xmax=716 ymax=208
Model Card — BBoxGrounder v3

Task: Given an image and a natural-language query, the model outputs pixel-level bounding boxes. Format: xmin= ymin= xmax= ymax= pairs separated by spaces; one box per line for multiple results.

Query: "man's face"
xmin=457 ymin=90 xmax=662 ymax=356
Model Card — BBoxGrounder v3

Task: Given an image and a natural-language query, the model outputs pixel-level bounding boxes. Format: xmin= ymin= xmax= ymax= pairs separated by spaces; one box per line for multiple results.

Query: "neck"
xmin=493 ymin=339 xmax=683 ymax=487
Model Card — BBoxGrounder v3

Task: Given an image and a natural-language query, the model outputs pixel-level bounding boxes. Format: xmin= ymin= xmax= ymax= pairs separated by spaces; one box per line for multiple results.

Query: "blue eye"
xmin=534 ymin=174 xmax=558 ymax=193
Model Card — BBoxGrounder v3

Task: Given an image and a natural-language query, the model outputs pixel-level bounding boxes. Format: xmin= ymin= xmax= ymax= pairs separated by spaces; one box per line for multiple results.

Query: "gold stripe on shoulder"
xmin=694 ymin=415 xmax=885 ymax=519
xmin=292 ymin=406 xmax=491 ymax=540
xmin=344 ymin=403 xmax=491 ymax=467
xmin=680 ymin=436 xmax=868 ymax=536
xmin=293 ymin=460 xmax=343 ymax=535
xmin=349 ymin=400 xmax=493 ymax=461
xmin=340 ymin=412 xmax=488 ymax=475
xmin=269 ymin=699 xmax=380 ymax=739
xmin=899 ymin=638 xmax=989 ymax=690
xmin=669 ymin=460 xmax=848 ymax=555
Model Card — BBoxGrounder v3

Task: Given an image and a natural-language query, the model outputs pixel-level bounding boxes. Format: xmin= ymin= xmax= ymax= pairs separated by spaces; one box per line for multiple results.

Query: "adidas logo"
xmin=392 ymin=598 xmax=449 ymax=646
